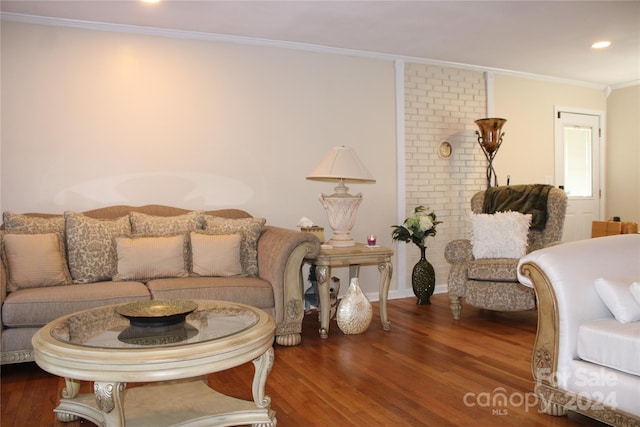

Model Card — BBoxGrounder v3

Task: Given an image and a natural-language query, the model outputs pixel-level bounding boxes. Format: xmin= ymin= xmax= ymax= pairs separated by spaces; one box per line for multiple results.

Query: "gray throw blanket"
xmin=482 ymin=184 xmax=553 ymax=230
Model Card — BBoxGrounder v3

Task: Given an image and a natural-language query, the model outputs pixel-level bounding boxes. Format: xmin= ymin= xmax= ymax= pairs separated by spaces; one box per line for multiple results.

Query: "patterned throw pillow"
xmin=2 ymin=212 xmax=65 ymax=234
xmin=190 ymin=232 xmax=242 ymax=277
xmin=113 ymin=235 xmax=188 ymax=281
xmin=2 ymin=232 xmax=71 ymax=291
xmin=201 ymin=215 xmax=266 ymax=276
xmin=130 ymin=211 xmax=205 ymax=235
xmin=64 ymin=212 xmax=131 ymax=283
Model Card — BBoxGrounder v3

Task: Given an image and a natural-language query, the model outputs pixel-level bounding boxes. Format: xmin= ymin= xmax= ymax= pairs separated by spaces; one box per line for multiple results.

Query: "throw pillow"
xmin=202 ymin=215 xmax=266 ymax=276
xmin=64 ymin=212 xmax=131 ymax=284
xmin=130 ymin=211 xmax=205 ymax=235
xmin=2 ymin=212 xmax=70 ymax=282
xmin=594 ymin=277 xmax=640 ymax=323
xmin=2 ymin=233 xmax=71 ymax=291
xmin=631 ymin=282 xmax=640 ymax=306
xmin=469 ymin=211 xmax=532 ymax=259
xmin=2 ymin=212 xmax=65 ymax=234
xmin=190 ymin=232 xmax=242 ymax=277
xmin=113 ymin=235 xmax=188 ymax=281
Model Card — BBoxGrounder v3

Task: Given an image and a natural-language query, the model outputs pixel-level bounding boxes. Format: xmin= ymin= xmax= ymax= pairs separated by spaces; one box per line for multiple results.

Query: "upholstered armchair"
xmin=445 ymin=185 xmax=567 ymax=320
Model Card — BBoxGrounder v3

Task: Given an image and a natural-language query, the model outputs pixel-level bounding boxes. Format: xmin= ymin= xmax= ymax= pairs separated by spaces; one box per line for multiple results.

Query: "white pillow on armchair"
xmin=469 ymin=211 xmax=532 ymax=259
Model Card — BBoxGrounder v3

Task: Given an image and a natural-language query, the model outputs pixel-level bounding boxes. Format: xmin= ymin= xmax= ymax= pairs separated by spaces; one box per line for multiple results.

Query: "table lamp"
xmin=307 ymin=146 xmax=375 ymax=247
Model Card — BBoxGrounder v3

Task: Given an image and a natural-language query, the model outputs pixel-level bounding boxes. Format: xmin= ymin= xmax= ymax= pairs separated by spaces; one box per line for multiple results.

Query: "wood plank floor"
xmin=1 ymin=293 xmax=605 ymax=426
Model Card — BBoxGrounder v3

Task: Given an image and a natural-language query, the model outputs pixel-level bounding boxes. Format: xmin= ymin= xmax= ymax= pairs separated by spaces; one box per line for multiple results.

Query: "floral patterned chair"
xmin=444 ymin=185 xmax=567 ymax=320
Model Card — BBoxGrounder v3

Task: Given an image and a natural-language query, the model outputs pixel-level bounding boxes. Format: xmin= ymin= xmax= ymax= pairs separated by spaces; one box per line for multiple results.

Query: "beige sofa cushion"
xmin=114 ymin=235 xmax=188 ymax=281
xmin=202 ymin=216 xmax=266 ymax=276
xmin=190 ymin=232 xmax=242 ymax=277
xmin=2 ymin=233 xmax=71 ymax=291
xmin=129 ymin=211 xmax=204 ymax=273
xmin=2 ymin=281 xmax=150 ymax=327
xmin=64 ymin=212 xmax=131 ymax=284
xmin=146 ymin=276 xmax=275 ymax=312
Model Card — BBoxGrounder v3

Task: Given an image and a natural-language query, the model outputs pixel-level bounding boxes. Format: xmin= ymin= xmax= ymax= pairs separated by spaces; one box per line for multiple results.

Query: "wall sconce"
xmin=475 ymin=118 xmax=506 ymax=188
xmin=438 ymin=141 xmax=452 ymax=159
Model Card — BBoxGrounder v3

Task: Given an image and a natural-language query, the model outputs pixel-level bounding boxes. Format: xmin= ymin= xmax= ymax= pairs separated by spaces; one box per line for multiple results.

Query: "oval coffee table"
xmin=32 ymin=300 xmax=276 ymax=427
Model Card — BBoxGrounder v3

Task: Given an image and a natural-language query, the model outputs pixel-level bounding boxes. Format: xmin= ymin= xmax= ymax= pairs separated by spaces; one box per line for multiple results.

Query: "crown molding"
xmin=610 ymin=80 xmax=640 ymax=90
xmin=1 ymin=11 xmax=611 ymax=91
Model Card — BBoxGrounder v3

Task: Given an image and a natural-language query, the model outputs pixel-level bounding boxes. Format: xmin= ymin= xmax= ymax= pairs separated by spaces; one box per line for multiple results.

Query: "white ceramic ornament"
xmin=336 ymin=278 xmax=372 ymax=334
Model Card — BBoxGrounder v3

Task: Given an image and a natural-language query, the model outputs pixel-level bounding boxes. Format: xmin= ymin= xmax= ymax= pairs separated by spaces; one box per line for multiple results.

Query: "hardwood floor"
xmin=1 ymin=293 xmax=606 ymax=426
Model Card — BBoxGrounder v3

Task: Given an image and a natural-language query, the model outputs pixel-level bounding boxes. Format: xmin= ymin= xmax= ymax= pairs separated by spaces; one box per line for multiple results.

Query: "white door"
xmin=554 ymin=109 xmax=603 ymax=242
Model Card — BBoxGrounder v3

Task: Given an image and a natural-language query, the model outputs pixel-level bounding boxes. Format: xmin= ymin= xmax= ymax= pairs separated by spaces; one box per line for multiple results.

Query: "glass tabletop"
xmin=49 ymin=300 xmax=260 ymax=349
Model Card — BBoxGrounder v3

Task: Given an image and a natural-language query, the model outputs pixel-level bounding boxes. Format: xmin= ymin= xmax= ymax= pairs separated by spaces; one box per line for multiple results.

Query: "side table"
xmin=305 ymin=243 xmax=393 ymax=338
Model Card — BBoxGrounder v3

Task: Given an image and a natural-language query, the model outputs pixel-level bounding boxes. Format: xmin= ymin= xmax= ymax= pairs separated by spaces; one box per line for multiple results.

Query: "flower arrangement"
xmin=391 ymin=206 xmax=441 ymax=249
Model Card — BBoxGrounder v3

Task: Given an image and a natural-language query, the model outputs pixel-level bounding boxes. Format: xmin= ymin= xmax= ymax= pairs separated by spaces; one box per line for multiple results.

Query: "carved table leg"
xmin=378 ymin=261 xmax=393 ymax=330
xmin=56 ymin=378 xmax=81 ymax=422
xmin=94 ymin=381 xmax=127 ymax=427
xmin=251 ymin=347 xmax=277 ymax=427
xmin=252 ymin=347 xmax=274 ymax=409
xmin=316 ymin=265 xmax=331 ymax=338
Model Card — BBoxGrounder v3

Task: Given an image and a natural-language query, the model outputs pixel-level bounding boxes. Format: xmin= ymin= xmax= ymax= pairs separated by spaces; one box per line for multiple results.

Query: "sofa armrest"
xmin=444 ymin=239 xmax=473 ymax=264
xmin=0 ymin=258 xmax=6 ymax=327
xmin=257 ymin=226 xmax=320 ymax=343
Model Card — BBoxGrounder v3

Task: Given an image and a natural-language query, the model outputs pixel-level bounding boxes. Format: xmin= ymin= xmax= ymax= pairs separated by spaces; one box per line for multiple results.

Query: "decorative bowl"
xmin=116 ymin=300 xmax=198 ymax=327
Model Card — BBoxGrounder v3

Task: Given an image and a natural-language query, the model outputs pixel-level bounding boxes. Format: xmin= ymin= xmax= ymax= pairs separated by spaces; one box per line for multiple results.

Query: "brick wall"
xmin=403 ymin=63 xmax=487 ymax=289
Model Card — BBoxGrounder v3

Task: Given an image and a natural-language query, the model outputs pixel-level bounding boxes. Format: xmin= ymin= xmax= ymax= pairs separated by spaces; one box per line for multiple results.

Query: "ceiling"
xmin=2 ymin=0 xmax=639 ymax=87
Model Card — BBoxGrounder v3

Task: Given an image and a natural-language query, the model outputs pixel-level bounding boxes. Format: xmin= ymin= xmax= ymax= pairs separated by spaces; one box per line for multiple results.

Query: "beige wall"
xmin=493 ymin=74 xmax=607 ymax=186
xmin=1 ymin=21 xmax=397 ymax=295
xmin=606 ymin=85 xmax=640 ymax=223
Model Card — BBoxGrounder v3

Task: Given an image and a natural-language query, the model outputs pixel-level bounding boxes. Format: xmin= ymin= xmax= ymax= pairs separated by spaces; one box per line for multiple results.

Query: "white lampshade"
xmin=306 ymin=146 xmax=375 ymax=247
xmin=307 ymin=146 xmax=375 ymax=184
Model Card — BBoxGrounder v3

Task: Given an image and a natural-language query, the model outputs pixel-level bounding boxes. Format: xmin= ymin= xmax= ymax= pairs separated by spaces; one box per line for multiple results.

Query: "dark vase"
xmin=412 ymin=246 xmax=435 ymax=305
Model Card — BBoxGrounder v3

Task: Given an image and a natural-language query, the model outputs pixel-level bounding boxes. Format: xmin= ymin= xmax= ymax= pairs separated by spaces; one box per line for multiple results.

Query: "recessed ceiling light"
xmin=141 ymin=0 xmax=161 ymax=3
xmin=591 ymin=41 xmax=611 ymax=49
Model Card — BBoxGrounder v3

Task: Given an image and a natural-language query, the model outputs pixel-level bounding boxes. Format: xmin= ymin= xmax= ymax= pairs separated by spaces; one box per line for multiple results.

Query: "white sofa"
xmin=517 ymin=234 xmax=640 ymax=426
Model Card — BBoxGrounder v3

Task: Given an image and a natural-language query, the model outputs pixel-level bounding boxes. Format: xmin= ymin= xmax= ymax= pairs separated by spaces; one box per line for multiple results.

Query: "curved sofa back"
xmin=1 ymin=205 xmax=252 ymax=226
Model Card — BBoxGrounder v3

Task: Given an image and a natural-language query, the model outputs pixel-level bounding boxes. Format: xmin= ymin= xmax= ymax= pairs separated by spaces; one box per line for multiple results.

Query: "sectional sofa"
xmin=1 ymin=205 xmax=321 ymax=364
